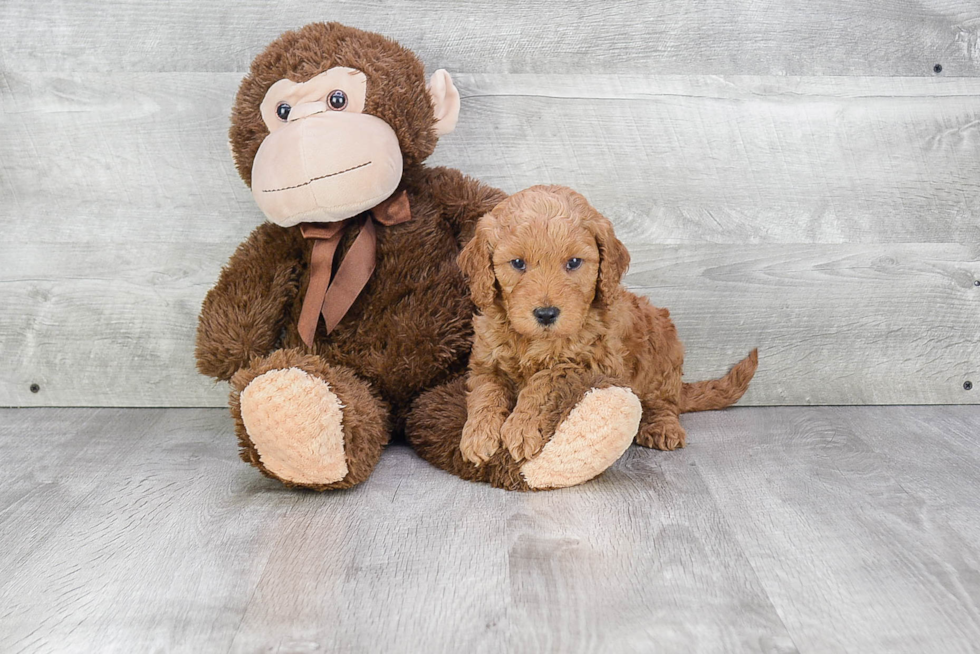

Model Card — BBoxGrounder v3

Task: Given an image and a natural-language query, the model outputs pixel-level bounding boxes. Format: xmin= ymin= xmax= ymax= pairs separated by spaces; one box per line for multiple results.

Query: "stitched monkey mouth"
xmin=261 ymin=161 xmax=373 ymax=193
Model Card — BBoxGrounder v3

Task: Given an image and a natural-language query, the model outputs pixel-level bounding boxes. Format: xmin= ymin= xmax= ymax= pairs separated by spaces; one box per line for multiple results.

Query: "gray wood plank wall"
xmin=1 ymin=1 xmax=978 ymax=407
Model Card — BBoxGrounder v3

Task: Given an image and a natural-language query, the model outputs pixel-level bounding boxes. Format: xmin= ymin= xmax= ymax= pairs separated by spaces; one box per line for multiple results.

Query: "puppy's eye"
xmin=276 ymin=103 xmax=291 ymax=121
xmin=566 ymin=257 xmax=583 ymax=271
xmin=510 ymin=259 xmax=526 ymax=272
xmin=328 ymin=90 xmax=348 ymax=111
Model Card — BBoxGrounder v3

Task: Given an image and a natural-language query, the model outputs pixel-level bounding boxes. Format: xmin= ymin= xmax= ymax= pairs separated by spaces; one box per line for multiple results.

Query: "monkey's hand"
xmin=195 ymin=223 xmax=302 ymax=381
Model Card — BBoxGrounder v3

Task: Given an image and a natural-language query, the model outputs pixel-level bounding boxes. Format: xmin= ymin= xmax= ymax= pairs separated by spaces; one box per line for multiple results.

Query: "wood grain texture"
xmin=1 ymin=0 xmax=979 ymax=76
xmin=0 ymin=407 xmax=797 ymax=653
xmin=0 ymin=408 xmax=301 ymax=652
xmin=687 ymin=405 xmax=980 ymax=653
xmin=2 ymin=406 xmax=980 ymax=652
xmin=3 ymin=73 xmax=980 ymax=245
xmin=1 ymin=241 xmax=976 ymax=407
xmin=447 ymin=75 xmax=980 ymax=245
xmin=628 ymin=242 xmax=980 ymax=406
xmin=1 ymin=72 xmax=977 ymax=407
xmin=227 ymin=436 xmax=796 ymax=653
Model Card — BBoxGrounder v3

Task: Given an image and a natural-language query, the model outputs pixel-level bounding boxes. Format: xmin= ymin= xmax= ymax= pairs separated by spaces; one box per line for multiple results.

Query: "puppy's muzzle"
xmin=533 ymin=306 xmax=561 ymax=326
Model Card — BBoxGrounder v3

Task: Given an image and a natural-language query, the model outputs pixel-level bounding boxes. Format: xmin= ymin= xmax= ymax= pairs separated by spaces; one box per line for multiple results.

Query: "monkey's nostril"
xmin=533 ymin=306 xmax=560 ymax=326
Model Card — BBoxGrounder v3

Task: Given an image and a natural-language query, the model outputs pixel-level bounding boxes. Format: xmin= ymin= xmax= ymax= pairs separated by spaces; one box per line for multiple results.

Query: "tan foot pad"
xmin=240 ymin=367 xmax=348 ymax=485
xmin=521 ymin=386 xmax=642 ymax=490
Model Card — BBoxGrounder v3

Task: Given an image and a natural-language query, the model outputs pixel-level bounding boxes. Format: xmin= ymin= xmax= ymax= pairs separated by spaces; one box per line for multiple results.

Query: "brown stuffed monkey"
xmin=197 ymin=23 xmax=642 ymax=491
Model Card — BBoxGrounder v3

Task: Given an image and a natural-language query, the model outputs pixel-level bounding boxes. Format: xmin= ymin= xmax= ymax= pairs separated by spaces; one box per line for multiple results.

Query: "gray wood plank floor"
xmin=1 ymin=406 xmax=979 ymax=653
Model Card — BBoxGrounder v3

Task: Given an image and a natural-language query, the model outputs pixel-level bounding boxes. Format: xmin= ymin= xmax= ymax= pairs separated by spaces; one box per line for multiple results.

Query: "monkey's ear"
xmin=428 ymin=69 xmax=461 ymax=136
xmin=458 ymin=216 xmax=497 ymax=311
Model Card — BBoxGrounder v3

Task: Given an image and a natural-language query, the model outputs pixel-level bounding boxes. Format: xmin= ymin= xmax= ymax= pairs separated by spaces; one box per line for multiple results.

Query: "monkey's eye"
xmin=275 ymin=103 xmax=291 ymax=121
xmin=328 ymin=90 xmax=348 ymax=111
xmin=510 ymin=259 xmax=526 ymax=272
xmin=566 ymin=257 xmax=583 ymax=271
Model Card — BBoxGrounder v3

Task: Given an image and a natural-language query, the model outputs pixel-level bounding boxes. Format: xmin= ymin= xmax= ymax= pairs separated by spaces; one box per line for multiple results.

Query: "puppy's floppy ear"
xmin=458 ymin=216 xmax=497 ymax=310
xmin=589 ymin=209 xmax=630 ymax=306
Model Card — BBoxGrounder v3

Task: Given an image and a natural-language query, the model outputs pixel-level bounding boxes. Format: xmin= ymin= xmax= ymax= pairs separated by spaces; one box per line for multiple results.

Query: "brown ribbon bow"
xmin=297 ymin=189 xmax=412 ymax=346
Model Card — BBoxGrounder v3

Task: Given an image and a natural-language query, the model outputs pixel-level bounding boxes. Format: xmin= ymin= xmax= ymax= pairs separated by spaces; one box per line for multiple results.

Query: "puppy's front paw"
xmin=461 ymin=417 xmax=502 ymax=465
xmin=636 ymin=416 xmax=687 ymax=451
xmin=501 ymin=412 xmax=545 ymax=462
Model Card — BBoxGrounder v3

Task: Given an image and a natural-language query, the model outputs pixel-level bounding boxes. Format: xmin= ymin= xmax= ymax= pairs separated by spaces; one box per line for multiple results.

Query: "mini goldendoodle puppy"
xmin=458 ymin=185 xmax=758 ymax=465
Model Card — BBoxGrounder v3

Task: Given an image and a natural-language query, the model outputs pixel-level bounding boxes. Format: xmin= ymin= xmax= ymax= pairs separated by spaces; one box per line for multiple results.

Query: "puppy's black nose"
xmin=533 ymin=306 xmax=560 ymax=326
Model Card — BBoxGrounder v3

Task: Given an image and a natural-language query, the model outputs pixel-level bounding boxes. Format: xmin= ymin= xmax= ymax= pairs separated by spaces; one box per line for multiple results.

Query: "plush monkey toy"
xmin=198 ymin=23 xmax=641 ymax=491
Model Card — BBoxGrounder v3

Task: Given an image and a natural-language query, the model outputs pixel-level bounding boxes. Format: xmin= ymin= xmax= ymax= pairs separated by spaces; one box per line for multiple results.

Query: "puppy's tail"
xmin=679 ymin=349 xmax=758 ymax=413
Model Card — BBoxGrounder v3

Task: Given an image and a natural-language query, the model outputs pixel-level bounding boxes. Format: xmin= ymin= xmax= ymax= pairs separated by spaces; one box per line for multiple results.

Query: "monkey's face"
xmin=231 ymin=24 xmax=462 ymax=226
xmin=250 ymin=67 xmax=402 ymax=226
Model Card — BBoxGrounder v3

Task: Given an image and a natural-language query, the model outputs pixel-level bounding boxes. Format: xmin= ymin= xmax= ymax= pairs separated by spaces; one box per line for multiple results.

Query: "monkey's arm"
xmin=418 ymin=166 xmax=506 ymax=244
xmin=195 ymin=222 xmax=304 ymax=381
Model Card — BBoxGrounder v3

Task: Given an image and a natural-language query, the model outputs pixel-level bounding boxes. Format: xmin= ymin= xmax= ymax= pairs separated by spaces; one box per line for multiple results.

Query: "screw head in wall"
xmin=933 ymin=63 xmax=943 ymax=74
xmin=29 ymin=383 xmax=40 ymax=393
xmin=966 ymin=381 xmax=974 ymax=391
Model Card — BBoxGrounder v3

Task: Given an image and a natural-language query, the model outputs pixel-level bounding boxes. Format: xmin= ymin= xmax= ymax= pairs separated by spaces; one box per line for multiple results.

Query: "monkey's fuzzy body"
xmin=197 ymin=22 xmax=646 ymax=491
xmin=197 ymin=164 xmax=501 ymax=433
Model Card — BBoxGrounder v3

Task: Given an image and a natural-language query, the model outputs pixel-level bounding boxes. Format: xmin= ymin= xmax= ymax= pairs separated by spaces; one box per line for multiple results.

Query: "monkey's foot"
xmin=520 ymin=387 xmax=641 ymax=490
xmin=239 ymin=367 xmax=348 ymax=486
